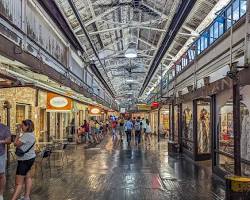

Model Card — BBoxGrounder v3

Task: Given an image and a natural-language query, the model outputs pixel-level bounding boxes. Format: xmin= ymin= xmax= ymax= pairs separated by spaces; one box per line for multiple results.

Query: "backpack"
xmin=134 ymin=121 xmax=141 ymax=131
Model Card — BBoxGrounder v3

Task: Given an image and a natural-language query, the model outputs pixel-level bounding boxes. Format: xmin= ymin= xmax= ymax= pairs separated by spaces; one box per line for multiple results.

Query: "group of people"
xmin=0 ymin=116 xmax=36 ymax=200
xmin=110 ymin=116 xmax=152 ymax=146
xmin=77 ymin=119 xmax=107 ymax=145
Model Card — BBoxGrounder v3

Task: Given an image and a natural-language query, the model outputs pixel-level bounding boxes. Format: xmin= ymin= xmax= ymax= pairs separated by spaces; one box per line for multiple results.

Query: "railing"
xmin=165 ymin=0 xmax=247 ymax=84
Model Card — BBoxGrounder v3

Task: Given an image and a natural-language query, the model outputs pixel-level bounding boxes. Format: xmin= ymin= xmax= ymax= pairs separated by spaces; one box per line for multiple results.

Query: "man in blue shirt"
xmin=0 ymin=116 xmax=11 ymax=200
xmin=124 ymin=118 xmax=133 ymax=145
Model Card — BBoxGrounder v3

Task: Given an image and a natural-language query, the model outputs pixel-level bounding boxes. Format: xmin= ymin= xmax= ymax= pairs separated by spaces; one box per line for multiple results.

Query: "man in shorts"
xmin=0 ymin=116 xmax=11 ymax=200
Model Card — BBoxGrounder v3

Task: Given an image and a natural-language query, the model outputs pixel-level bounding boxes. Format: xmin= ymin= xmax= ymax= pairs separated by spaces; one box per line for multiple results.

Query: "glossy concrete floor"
xmin=5 ymin=135 xmax=225 ymax=200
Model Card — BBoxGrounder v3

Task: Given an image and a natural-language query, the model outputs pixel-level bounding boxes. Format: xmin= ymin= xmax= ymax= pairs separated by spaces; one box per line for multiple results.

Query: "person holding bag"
xmin=11 ymin=120 xmax=36 ymax=200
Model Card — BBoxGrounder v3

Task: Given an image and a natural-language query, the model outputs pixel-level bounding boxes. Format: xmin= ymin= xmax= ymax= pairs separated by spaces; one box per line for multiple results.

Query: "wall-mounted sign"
xmin=47 ymin=93 xmax=72 ymax=111
xmin=89 ymin=106 xmax=102 ymax=115
xmin=137 ymin=104 xmax=151 ymax=111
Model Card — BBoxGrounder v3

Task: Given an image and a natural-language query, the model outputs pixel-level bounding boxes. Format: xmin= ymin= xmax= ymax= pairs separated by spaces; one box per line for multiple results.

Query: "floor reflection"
xmin=4 ymin=136 xmax=225 ymax=200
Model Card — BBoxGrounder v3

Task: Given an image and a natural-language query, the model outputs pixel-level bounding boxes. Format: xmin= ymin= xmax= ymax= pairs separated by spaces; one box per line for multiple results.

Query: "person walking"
xmin=141 ymin=118 xmax=147 ymax=142
xmin=111 ymin=119 xmax=118 ymax=142
xmin=11 ymin=119 xmax=36 ymax=200
xmin=118 ymin=117 xmax=125 ymax=142
xmin=124 ymin=118 xmax=133 ymax=145
xmin=0 ymin=116 xmax=11 ymax=200
xmin=90 ymin=119 xmax=98 ymax=144
xmin=82 ymin=120 xmax=92 ymax=144
xmin=145 ymin=119 xmax=152 ymax=146
xmin=134 ymin=117 xmax=142 ymax=145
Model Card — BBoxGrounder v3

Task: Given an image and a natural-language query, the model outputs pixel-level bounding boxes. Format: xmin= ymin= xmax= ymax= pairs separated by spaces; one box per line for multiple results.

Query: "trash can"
xmin=225 ymin=175 xmax=250 ymax=200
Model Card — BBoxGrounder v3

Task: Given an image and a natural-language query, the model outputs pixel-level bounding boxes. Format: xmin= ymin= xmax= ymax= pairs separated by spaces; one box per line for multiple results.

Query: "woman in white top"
xmin=145 ymin=119 xmax=151 ymax=146
xmin=11 ymin=119 xmax=36 ymax=200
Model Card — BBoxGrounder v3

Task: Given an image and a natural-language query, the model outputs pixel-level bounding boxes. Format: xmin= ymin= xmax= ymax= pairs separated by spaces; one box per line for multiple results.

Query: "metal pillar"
xmin=245 ymin=0 xmax=250 ymax=65
xmin=233 ymin=78 xmax=241 ymax=176
xmin=157 ymin=64 xmax=163 ymax=142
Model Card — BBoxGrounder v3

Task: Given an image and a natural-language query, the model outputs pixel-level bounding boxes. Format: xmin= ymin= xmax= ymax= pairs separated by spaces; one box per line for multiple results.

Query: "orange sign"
xmin=89 ymin=106 xmax=102 ymax=115
xmin=47 ymin=93 xmax=72 ymax=111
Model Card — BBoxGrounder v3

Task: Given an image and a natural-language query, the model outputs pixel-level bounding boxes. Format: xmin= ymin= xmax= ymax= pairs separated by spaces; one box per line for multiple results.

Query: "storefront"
xmin=150 ymin=109 xmax=158 ymax=135
xmin=88 ymin=106 xmax=105 ymax=121
xmin=160 ymin=106 xmax=170 ymax=138
xmin=213 ymin=84 xmax=250 ymax=177
xmin=46 ymin=92 xmax=75 ymax=140
xmin=168 ymin=103 xmax=180 ymax=143
xmin=0 ymin=87 xmax=42 ymax=139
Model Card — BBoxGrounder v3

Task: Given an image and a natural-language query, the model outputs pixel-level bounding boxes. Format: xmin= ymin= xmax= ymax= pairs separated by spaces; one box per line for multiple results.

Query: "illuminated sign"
xmin=91 ymin=108 xmax=100 ymax=114
xmin=50 ymin=97 xmax=68 ymax=108
xmin=47 ymin=93 xmax=72 ymax=111
xmin=89 ymin=106 xmax=102 ymax=115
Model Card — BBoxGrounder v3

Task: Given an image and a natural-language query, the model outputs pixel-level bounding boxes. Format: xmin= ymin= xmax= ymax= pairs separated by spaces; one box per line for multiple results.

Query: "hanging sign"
xmin=151 ymin=102 xmax=159 ymax=108
xmin=47 ymin=93 xmax=72 ymax=111
xmin=137 ymin=104 xmax=151 ymax=111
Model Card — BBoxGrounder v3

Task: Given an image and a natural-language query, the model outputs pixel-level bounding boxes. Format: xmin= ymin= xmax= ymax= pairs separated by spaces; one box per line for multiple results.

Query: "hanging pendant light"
xmin=125 ymin=42 xmax=137 ymax=58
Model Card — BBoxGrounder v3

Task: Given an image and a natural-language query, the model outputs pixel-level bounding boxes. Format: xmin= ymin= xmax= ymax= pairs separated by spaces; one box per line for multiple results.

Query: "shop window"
xmin=16 ymin=104 xmax=25 ymax=125
xmin=226 ymin=6 xmax=232 ymax=30
xmin=240 ymin=86 xmax=250 ymax=176
xmin=233 ymin=0 xmax=240 ymax=21
xmin=213 ymin=21 xmax=219 ymax=40
xmin=218 ymin=100 xmax=234 ymax=173
xmin=197 ymin=39 xmax=201 ymax=55
xmin=160 ymin=109 xmax=170 ymax=137
xmin=218 ymin=101 xmax=234 ymax=154
xmin=197 ymin=100 xmax=211 ymax=154
xmin=209 ymin=25 xmax=214 ymax=44
xmin=240 ymin=0 xmax=247 ymax=17
xmin=176 ymin=65 xmax=181 ymax=73
xmin=217 ymin=17 xmax=224 ymax=36
xmin=188 ymin=49 xmax=195 ymax=61
xmin=182 ymin=103 xmax=193 ymax=151
xmin=40 ymin=109 xmax=45 ymax=131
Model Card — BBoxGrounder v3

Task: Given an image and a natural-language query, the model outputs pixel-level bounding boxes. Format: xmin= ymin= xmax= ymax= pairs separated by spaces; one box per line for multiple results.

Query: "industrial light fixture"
xmin=125 ymin=42 xmax=137 ymax=58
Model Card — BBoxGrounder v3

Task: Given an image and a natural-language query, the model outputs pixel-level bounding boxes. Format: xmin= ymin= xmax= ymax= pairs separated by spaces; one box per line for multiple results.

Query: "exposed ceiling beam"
xmin=139 ymin=0 xmax=196 ymax=96
xmin=74 ymin=6 xmax=119 ymax=33
xmin=141 ymin=2 xmax=168 ymax=19
xmin=137 ymin=38 xmax=157 ymax=49
xmin=67 ymin=0 xmax=115 ymax=97
xmin=77 ymin=25 xmax=165 ymax=36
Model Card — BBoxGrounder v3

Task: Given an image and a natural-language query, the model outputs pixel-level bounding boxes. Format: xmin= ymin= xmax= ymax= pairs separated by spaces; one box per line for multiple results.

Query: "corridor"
xmin=5 ymin=137 xmax=225 ymax=200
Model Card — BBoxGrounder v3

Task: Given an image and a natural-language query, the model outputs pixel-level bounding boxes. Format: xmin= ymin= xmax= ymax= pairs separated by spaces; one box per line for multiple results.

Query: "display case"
xmin=182 ymin=101 xmax=193 ymax=153
xmin=174 ymin=105 xmax=179 ymax=143
xmin=214 ymin=89 xmax=234 ymax=176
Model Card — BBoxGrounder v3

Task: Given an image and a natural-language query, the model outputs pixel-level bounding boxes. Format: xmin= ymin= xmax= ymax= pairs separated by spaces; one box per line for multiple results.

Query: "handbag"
xmin=15 ymin=142 xmax=35 ymax=157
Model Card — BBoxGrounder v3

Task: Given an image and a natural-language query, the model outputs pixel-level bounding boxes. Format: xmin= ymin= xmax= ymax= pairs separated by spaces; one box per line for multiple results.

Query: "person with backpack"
xmin=124 ymin=118 xmax=133 ymax=145
xmin=134 ymin=117 xmax=142 ymax=145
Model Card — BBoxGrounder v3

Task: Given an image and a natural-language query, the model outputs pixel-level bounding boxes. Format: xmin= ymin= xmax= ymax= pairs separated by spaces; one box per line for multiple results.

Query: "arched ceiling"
xmin=55 ymin=0 xmax=221 ymax=107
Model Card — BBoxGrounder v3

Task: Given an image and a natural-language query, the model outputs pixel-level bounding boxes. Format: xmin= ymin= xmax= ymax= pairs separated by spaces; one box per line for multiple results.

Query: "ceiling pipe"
xmin=139 ymin=0 xmax=196 ymax=96
xmin=67 ymin=0 xmax=115 ymax=98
